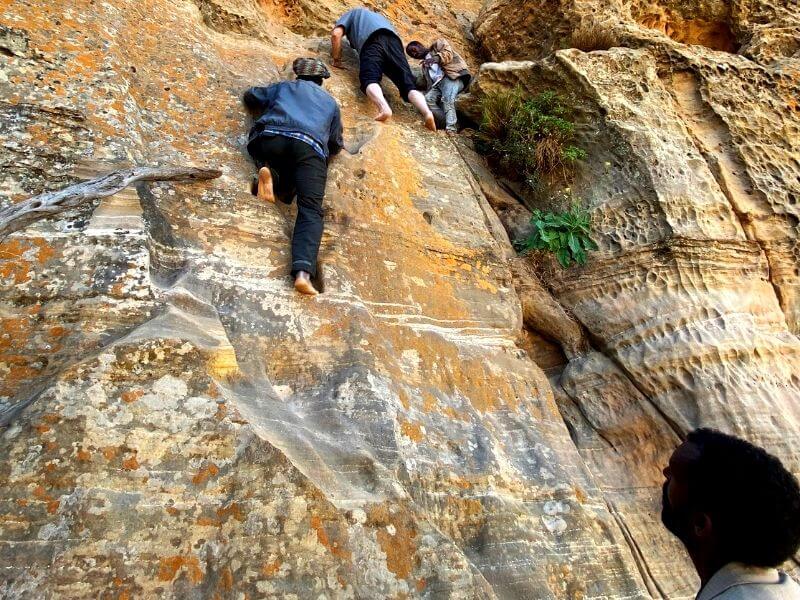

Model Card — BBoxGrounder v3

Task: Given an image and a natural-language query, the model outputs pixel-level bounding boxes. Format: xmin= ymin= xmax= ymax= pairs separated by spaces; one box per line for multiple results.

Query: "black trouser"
xmin=358 ymin=31 xmax=417 ymax=101
xmin=247 ymin=134 xmax=328 ymax=277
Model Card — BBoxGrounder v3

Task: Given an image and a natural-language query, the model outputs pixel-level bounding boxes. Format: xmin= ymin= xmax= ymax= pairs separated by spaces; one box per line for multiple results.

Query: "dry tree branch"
xmin=0 ymin=165 xmax=222 ymax=241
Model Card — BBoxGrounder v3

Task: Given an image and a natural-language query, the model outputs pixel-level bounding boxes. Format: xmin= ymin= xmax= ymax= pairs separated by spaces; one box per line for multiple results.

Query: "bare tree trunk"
xmin=0 ymin=165 xmax=222 ymax=241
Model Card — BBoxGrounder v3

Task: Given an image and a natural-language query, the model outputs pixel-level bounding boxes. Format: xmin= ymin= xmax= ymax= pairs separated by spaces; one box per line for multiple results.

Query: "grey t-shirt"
xmin=335 ymin=8 xmax=397 ymax=53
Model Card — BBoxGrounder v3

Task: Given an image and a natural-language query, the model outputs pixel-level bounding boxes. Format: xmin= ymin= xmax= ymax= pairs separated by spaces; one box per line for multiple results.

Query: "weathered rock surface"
xmin=464 ymin=0 xmax=800 ymax=596
xmin=1 ymin=0 xmax=799 ymax=599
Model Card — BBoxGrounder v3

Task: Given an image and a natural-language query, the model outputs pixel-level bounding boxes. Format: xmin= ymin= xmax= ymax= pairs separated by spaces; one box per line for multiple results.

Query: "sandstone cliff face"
xmin=466 ymin=0 xmax=800 ymax=596
xmin=0 ymin=1 xmax=798 ymax=600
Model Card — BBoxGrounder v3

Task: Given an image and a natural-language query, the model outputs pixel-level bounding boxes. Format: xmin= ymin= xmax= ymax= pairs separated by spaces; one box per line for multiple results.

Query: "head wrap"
xmin=292 ymin=57 xmax=331 ymax=79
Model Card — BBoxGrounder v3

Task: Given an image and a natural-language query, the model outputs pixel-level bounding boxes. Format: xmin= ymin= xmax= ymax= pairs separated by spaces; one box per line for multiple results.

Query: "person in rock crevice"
xmin=406 ymin=38 xmax=471 ymax=133
xmin=662 ymin=428 xmax=800 ymax=599
xmin=331 ymin=6 xmax=436 ymax=130
xmin=244 ymin=58 xmax=343 ymax=296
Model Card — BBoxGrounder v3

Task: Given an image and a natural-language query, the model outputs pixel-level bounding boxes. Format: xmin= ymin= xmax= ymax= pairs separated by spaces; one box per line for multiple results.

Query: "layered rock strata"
xmin=1 ymin=0 xmax=799 ymax=598
xmin=464 ymin=0 xmax=800 ymax=595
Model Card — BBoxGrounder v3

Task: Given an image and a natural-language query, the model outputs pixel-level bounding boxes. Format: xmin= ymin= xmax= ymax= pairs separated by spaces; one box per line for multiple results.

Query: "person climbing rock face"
xmin=331 ymin=7 xmax=436 ymax=131
xmin=406 ymin=38 xmax=471 ymax=134
xmin=243 ymin=57 xmax=344 ymax=296
xmin=661 ymin=429 xmax=800 ymax=600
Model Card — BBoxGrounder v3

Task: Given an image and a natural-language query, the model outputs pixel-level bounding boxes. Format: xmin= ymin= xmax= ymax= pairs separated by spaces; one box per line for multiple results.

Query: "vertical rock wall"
xmin=465 ymin=0 xmax=800 ymax=596
xmin=1 ymin=0 xmax=798 ymax=597
xmin=0 ymin=0 xmax=647 ymax=598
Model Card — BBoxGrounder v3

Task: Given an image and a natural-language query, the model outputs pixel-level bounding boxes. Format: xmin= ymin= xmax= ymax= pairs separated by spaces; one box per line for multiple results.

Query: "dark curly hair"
xmin=686 ymin=428 xmax=800 ymax=567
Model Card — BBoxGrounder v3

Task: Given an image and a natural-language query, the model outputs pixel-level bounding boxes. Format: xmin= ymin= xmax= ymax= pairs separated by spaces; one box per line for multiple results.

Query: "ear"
xmin=692 ymin=512 xmax=713 ymax=539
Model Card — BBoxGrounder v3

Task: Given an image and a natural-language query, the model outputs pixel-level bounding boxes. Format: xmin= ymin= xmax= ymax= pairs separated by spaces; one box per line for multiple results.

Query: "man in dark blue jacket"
xmin=244 ymin=58 xmax=344 ymax=296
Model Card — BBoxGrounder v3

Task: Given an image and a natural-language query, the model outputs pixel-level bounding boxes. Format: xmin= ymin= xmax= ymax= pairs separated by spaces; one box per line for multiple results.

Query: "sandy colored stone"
xmin=2 ymin=0 xmax=799 ymax=598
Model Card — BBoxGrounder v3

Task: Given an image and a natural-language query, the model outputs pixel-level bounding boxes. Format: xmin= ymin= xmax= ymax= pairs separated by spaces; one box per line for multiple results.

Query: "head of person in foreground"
xmin=662 ymin=428 xmax=800 ymax=583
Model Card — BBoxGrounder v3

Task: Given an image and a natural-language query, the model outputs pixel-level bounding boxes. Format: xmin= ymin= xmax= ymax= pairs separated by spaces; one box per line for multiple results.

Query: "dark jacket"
xmin=244 ymin=80 xmax=344 ymax=159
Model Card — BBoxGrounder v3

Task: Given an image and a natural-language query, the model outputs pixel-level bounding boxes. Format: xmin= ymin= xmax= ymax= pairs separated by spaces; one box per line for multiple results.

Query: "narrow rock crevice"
xmin=606 ymin=499 xmax=670 ymax=599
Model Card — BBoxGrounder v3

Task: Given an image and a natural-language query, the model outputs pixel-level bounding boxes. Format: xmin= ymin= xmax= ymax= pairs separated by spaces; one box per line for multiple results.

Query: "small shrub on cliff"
xmin=477 ymin=88 xmax=585 ymax=184
xmin=570 ymin=24 xmax=620 ymax=52
xmin=516 ymin=204 xmax=597 ymax=268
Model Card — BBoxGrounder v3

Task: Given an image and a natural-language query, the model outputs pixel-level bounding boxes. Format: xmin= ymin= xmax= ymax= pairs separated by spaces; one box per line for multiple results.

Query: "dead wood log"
xmin=0 ymin=165 xmax=222 ymax=241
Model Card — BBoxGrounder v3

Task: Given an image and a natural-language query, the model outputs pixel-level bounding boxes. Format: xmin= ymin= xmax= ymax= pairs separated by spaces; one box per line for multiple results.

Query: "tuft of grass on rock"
xmin=570 ymin=23 xmax=620 ymax=52
xmin=477 ymin=88 xmax=586 ymax=186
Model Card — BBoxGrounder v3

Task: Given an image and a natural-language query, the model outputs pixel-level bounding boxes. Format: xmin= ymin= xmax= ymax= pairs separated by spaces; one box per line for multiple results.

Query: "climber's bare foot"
xmin=424 ymin=112 xmax=437 ymax=132
xmin=257 ymin=167 xmax=275 ymax=203
xmin=294 ymin=271 xmax=319 ymax=296
xmin=375 ymin=107 xmax=392 ymax=122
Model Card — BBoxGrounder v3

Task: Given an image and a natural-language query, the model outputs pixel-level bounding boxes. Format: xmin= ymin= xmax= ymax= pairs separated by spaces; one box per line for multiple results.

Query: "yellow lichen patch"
xmin=440 ymin=495 xmax=485 ymax=544
xmin=399 ymin=418 xmax=424 ymax=443
xmin=421 ymin=391 xmax=438 ymax=413
xmin=475 ymin=277 xmax=498 ymax=294
xmin=397 ymin=387 xmax=411 ymax=410
xmin=157 ymin=555 xmax=204 ymax=584
xmin=207 ymin=346 xmax=240 ymax=379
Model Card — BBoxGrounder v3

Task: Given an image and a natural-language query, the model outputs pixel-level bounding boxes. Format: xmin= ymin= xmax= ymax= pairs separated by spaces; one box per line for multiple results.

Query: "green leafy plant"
xmin=517 ymin=205 xmax=598 ymax=268
xmin=478 ymin=88 xmax=586 ymax=185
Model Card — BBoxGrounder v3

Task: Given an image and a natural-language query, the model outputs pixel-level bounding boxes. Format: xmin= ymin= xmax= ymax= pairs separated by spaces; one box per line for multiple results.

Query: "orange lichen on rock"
xmin=122 ymin=455 xmax=140 ymax=470
xmin=0 ymin=238 xmax=57 ymax=284
xmin=32 ymin=485 xmax=60 ymax=514
xmin=219 ymin=567 xmax=233 ymax=591
xmin=262 ymin=559 xmax=282 ymax=577
xmin=121 ymin=389 xmax=144 ymax=403
xmin=310 ymin=514 xmax=351 ymax=561
xmin=102 ymin=446 xmax=119 ymax=461
xmin=157 ymin=555 xmax=204 ymax=584
xmin=368 ymin=504 xmax=419 ymax=581
xmin=192 ymin=463 xmax=220 ymax=485
xmin=216 ymin=502 xmax=245 ymax=523
xmin=399 ymin=419 xmax=424 ymax=442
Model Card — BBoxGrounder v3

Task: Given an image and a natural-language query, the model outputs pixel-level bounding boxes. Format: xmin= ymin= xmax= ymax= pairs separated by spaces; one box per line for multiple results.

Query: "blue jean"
xmin=425 ymin=77 xmax=465 ymax=131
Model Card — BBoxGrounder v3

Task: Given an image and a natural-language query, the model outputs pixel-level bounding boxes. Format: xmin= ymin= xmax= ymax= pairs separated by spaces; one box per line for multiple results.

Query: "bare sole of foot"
xmin=375 ymin=108 xmax=392 ymax=122
xmin=294 ymin=275 xmax=319 ymax=296
xmin=424 ymin=113 xmax=437 ymax=131
xmin=257 ymin=167 xmax=275 ymax=203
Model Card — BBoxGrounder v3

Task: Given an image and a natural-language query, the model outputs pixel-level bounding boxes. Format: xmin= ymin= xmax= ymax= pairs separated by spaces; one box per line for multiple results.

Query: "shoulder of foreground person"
xmin=698 ymin=564 xmax=800 ymax=600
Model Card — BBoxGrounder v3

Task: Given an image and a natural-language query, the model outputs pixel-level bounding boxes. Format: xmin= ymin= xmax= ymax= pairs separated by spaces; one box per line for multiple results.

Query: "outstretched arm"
xmin=331 ymin=26 xmax=345 ymax=68
xmin=431 ymin=39 xmax=454 ymax=66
